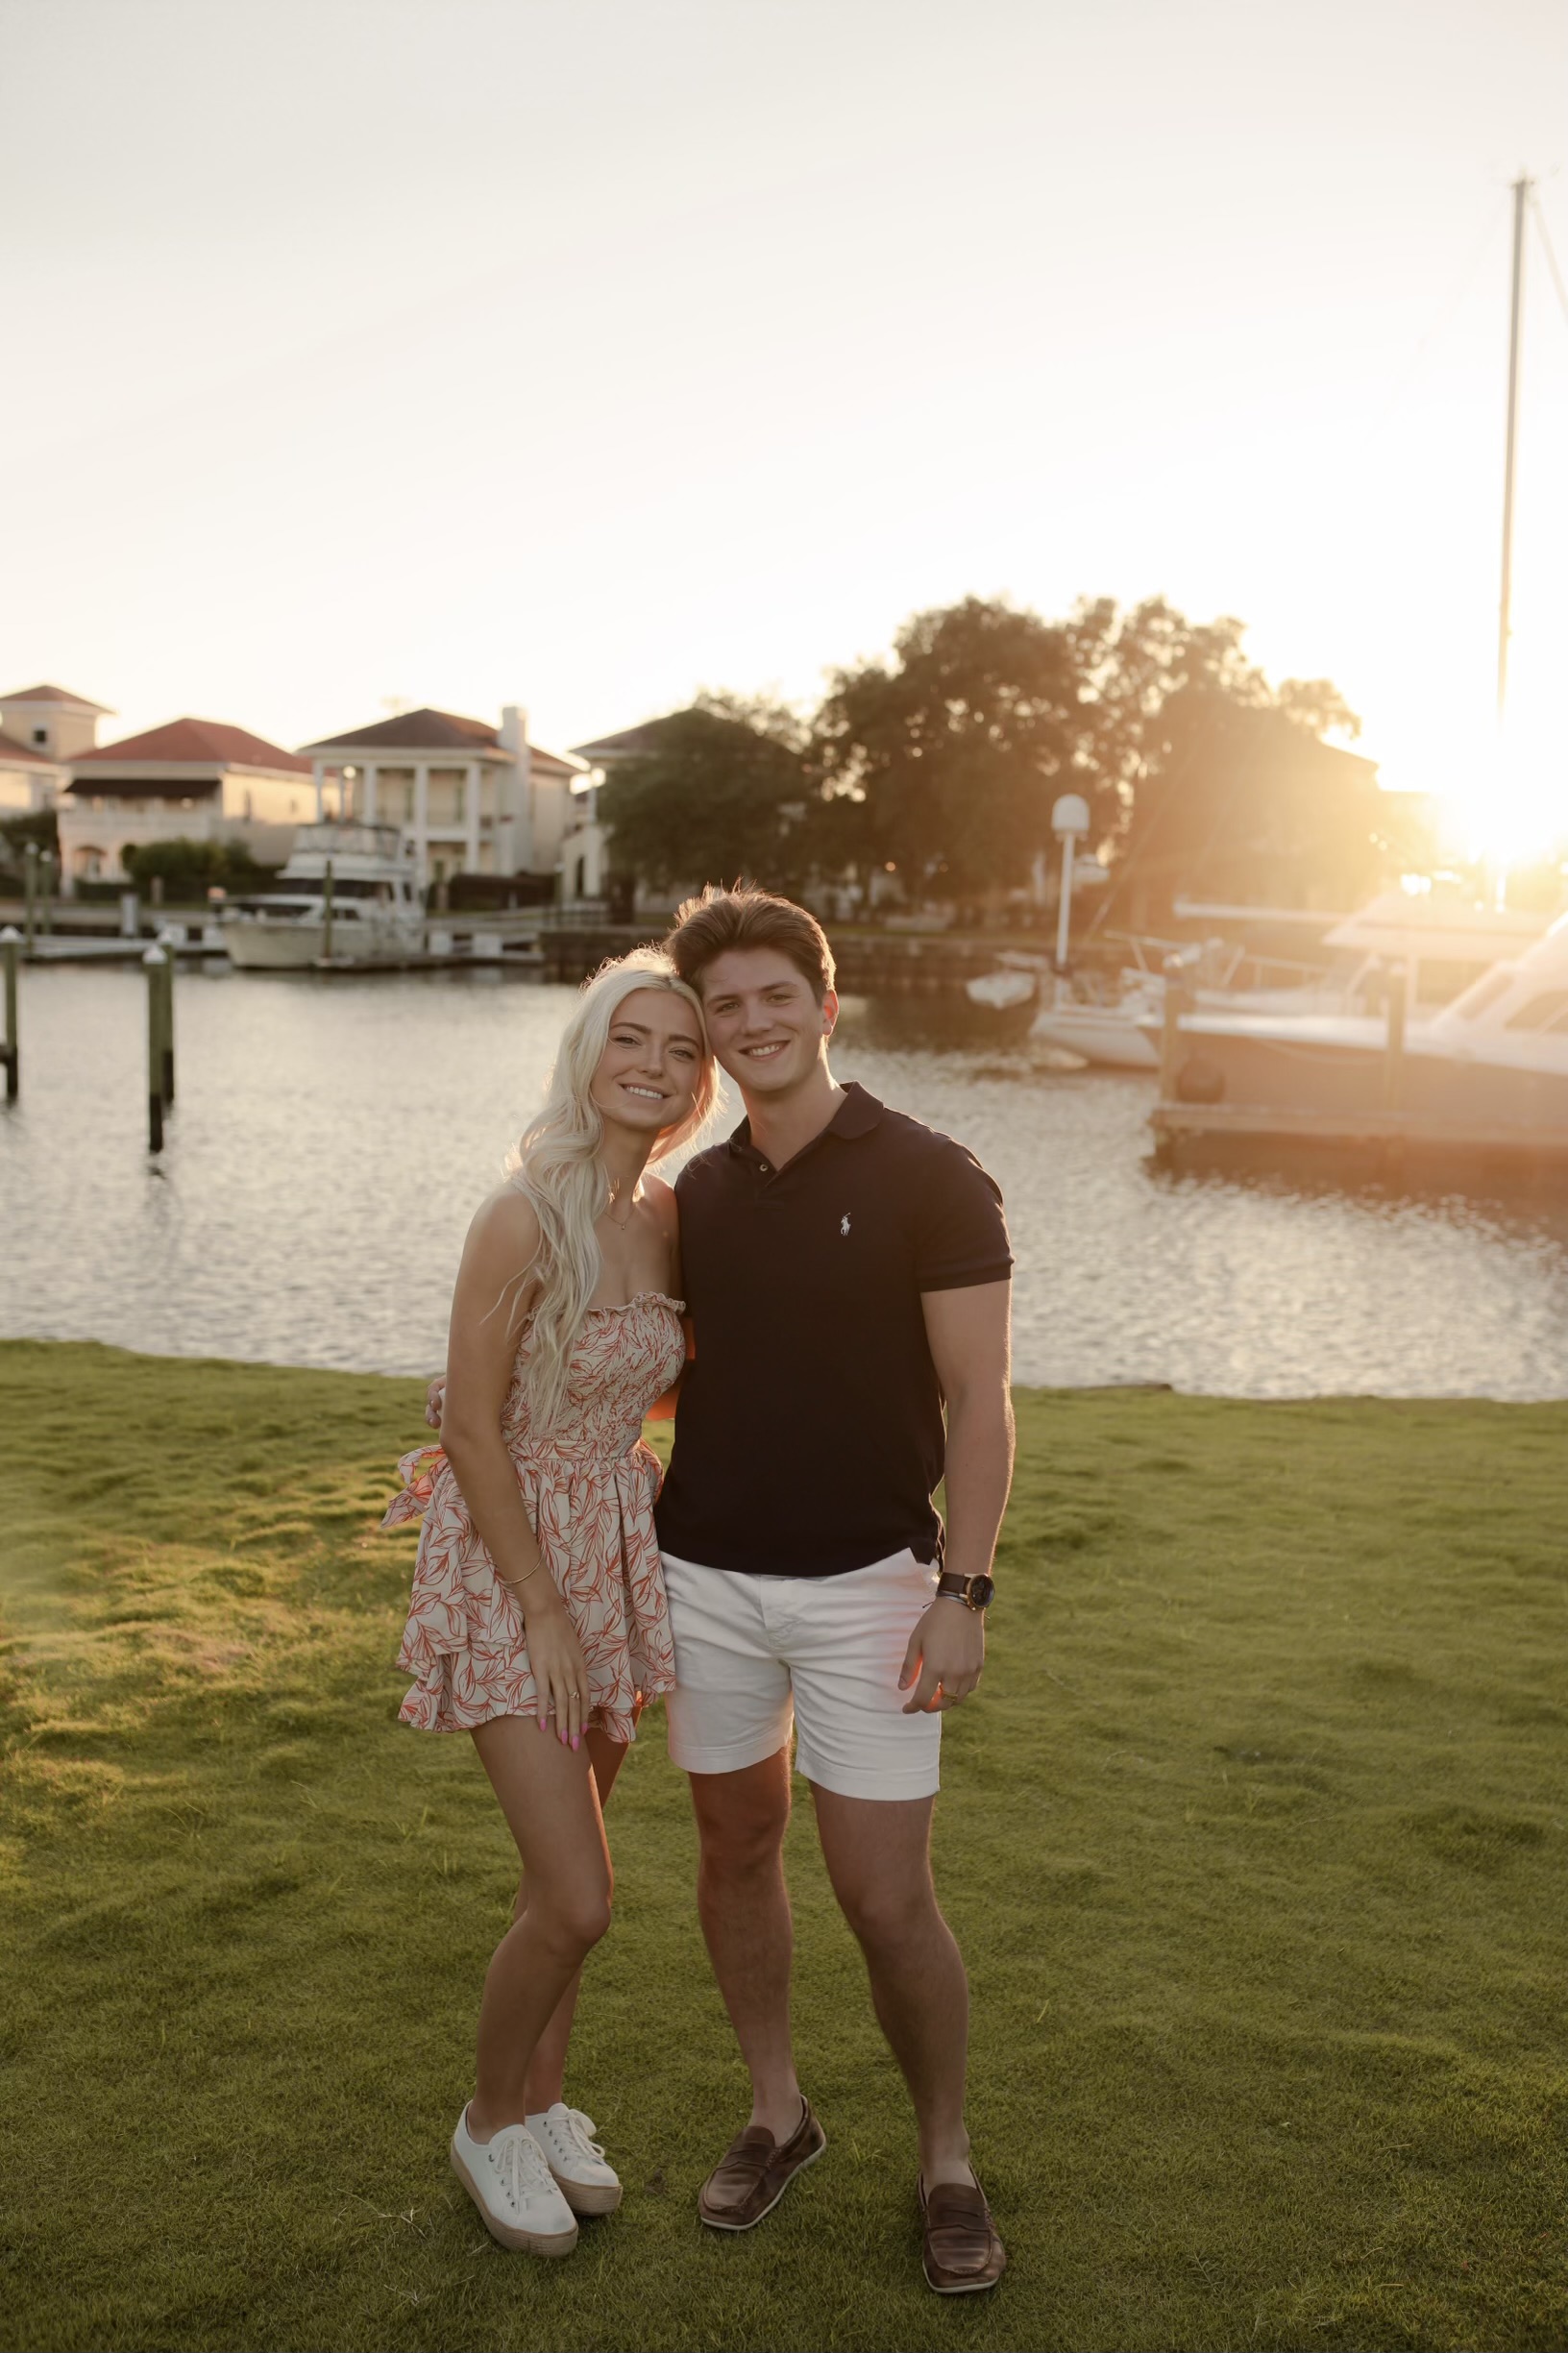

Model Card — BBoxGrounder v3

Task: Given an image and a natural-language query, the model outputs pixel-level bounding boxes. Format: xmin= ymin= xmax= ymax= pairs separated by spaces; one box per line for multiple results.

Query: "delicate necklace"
xmin=604 ymin=1180 xmax=638 ymax=1230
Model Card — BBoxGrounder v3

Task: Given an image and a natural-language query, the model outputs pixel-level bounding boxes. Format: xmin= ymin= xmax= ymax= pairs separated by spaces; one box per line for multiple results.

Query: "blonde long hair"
xmin=504 ymin=948 xmax=716 ymax=1432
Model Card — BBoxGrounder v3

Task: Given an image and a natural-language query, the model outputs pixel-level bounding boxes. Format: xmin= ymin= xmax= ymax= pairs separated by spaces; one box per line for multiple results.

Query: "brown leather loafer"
xmin=698 ymin=2097 xmax=827 ymax=2230
xmin=919 ymin=2171 xmax=1007 ymax=2293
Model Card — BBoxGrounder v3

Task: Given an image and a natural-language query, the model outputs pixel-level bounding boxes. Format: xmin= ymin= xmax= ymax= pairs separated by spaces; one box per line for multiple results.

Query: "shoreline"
xmin=4 ymin=1328 xmax=1566 ymax=1408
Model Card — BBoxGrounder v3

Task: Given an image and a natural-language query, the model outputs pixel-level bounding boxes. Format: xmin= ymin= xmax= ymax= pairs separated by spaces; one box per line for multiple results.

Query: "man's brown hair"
xmin=666 ymin=885 xmax=836 ymax=1001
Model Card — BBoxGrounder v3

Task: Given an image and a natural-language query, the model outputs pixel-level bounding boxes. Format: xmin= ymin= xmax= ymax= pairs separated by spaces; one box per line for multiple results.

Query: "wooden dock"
xmin=1152 ymin=1098 xmax=1568 ymax=1164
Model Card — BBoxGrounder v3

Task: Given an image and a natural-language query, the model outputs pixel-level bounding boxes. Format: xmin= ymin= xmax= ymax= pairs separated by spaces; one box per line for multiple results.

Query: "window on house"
xmin=32 ymin=727 xmax=47 ymax=747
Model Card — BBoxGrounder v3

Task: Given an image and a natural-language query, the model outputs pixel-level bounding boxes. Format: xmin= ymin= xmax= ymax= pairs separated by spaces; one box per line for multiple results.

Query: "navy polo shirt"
xmin=655 ymin=1082 xmax=1012 ymax=1577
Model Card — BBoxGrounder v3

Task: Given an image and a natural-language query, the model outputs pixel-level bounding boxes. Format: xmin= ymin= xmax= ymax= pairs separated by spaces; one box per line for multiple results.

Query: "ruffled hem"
xmin=395 ymin=1647 xmax=673 ymax=1745
xmin=383 ymin=1434 xmax=676 ymax=1746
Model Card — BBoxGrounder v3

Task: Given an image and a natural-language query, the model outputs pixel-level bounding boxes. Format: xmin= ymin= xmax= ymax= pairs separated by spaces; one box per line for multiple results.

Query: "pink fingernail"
xmin=572 ymin=1735 xmax=580 ymax=1752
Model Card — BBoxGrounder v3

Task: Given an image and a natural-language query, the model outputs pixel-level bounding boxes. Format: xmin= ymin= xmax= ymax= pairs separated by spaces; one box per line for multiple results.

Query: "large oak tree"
xmin=811 ymin=598 xmax=1090 ymax=901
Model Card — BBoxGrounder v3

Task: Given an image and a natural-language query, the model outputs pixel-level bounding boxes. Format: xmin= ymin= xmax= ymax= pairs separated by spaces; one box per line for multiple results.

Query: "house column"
xmin=363 ymin=762 xmax=380 ymax=824
xmin=413 ymin=762 xmax=429 ymax=883
xmin=312 ymin=759 xmax=326 ymax=822
xmin=465 ymin=761 xmax=481 ymax=872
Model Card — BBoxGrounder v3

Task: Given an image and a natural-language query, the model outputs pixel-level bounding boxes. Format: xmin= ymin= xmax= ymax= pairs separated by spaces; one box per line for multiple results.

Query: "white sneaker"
xmin=451 ymin=2105 xmax=580 ymax=2255
xmin=527 ymin=2102 xmax=624 ymax=2216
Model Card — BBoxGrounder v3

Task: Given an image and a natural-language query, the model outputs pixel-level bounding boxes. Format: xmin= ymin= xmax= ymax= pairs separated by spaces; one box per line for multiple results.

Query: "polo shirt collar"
xmin=727 ymin=1080 xmax=885 ymax=1158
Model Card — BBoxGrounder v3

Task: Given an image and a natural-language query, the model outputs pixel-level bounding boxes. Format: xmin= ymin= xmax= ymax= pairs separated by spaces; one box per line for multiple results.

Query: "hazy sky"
xmin=6 ymin=0 xmax=1566 ymax=846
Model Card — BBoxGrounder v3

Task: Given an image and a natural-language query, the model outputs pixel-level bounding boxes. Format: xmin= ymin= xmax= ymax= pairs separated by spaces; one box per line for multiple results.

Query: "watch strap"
xmin=935 ymin=1570 xmax=992 ymax=1611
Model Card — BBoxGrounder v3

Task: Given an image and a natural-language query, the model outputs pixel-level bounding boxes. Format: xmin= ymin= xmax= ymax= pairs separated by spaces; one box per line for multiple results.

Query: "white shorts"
xmin=660 ymin=1548 xmax=942 ymax=1802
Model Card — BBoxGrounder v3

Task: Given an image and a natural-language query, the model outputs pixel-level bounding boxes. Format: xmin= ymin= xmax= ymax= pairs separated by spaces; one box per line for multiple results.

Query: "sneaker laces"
xmin=554 ymin=2107 xmax=607 ymax=2166
xmin=487 ymin=2122 xmax=556 ymax=2214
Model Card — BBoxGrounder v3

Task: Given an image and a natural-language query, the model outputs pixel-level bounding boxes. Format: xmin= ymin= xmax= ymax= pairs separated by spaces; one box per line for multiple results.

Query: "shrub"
xmin=122 ymin=839 xmax=282 ymax=903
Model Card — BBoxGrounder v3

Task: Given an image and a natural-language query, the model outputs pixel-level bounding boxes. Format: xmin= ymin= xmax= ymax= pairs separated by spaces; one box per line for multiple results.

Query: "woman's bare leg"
xmin=522 ymin=1726 xmax=628 ymax=2112
xmin=467 ymin=1714 xmax=615 ymax=2142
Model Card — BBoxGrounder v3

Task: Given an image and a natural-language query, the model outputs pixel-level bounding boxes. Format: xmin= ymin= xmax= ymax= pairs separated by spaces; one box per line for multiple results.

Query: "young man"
xmin=656 ymin=885 xmax=1015 ymax=2294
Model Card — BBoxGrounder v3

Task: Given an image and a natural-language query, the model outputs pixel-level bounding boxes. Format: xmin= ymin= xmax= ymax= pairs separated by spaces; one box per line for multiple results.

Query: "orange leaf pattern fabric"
xmin=383 ymin=1292 xmax=685 ymax=1745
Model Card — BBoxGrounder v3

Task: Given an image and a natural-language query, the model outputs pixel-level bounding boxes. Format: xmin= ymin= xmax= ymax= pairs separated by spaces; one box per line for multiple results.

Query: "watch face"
xmin=968 ymin=1575 xmax=995 ymax=1611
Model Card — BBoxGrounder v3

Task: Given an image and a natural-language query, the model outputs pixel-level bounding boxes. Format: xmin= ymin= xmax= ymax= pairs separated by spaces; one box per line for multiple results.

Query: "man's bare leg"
xmin=687 ymin=1749 xmax=803 ymax=2137
xmin=810 ymin=1785 xmax=973 ymax=2187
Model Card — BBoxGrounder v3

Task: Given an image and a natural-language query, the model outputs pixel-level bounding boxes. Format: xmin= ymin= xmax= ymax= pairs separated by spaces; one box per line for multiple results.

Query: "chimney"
xmin=499 ymin=703 xmax=532 ymax=875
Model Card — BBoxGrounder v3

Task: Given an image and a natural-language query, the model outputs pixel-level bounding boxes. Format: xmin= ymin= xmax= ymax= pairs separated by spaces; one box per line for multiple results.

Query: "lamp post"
xmin=1051 ymin=793 xmax=1090 ymax=971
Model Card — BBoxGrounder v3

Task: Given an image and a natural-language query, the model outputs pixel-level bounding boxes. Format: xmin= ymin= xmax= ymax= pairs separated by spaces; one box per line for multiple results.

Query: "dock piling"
xmin=1159 ymin=979 xmax=1192 ymax=1100
xmin=2 ymin=925 xmax=18 ymax=1100
xmin=144 ymin=946 xmax=171 ymax=1151
xmin=157 ymin=931 xmax=176 ymax=1108
xmin=1382 ymin=968 xmax=1408 ymax=1111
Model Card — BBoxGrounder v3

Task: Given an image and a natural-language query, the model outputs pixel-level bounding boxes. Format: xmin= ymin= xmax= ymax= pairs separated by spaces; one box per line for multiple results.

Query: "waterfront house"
xmin=301 ymin=706 xmax=582 ymax=891
xmin=58 ymin=718 xmax=313 ymax=893
xmin=0 ymin=683 xmax=112 ymax=814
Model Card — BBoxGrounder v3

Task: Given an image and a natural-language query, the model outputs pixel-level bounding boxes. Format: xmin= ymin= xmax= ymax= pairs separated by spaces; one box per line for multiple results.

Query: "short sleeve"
xmin=913 ymin=1140 xmax=1013 ymax=1293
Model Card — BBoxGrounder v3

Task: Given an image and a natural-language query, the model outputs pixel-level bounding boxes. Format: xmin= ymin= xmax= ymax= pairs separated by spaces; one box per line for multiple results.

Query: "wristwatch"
xmin=935 ymin=1570 xmax=995 ymax=1612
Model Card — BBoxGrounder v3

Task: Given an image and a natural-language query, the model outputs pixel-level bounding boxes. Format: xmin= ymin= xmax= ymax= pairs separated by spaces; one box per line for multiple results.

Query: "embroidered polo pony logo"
xmin=840 ymin=1213 xmax=852 ymax=1237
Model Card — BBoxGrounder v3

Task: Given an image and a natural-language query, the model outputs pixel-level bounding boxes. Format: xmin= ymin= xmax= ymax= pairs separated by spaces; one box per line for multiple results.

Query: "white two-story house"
xmin=301 ymin=705 xmax=583 ymax=889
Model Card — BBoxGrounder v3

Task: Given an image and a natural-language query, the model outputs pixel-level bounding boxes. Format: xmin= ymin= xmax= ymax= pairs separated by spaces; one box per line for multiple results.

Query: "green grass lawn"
xmin=2 ymin=1339 xmax=1565 ymax=2353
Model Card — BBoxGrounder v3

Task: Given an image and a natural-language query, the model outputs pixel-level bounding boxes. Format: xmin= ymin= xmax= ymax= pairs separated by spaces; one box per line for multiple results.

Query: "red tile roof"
xmin=0 ymin=729 xmax=56 ymax=766
xmin=71 ymin=718 xmax=311 ymax=774
xmin=304 ymin=707 xmax=503 ymax=754
xmin=1 ymin=683 xmax=113 ymax=712
xmin=305 ymin=705 xmax=577 ymax=774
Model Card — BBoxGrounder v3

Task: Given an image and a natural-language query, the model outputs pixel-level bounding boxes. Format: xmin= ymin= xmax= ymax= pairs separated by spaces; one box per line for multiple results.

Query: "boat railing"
xmin=1105 ymin=933 xmax=1332 ymax=993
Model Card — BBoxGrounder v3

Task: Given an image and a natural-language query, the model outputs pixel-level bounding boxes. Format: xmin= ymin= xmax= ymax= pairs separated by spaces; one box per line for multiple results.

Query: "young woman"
xmin=384 ymin=950 xmax=715 ymax=2257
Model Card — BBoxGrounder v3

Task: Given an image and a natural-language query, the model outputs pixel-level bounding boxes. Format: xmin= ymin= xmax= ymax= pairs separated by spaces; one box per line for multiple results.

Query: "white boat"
xmin=1031 ymin=972 xmax=1165 ymax=1068
xmin=1210 ymin=891 xmax=1547 ymax=1017
xmin=966 ymin=967 xmax=1037 ymax=1013
xmin=1160 ymin=909 xmax=1568 ymax=1143
xmin=1030 ymin=892 xmax=1550 ymax=1069
xmin=222 ymin=823 xmax=424 ymax=969
xmin=961 ymin=953 xmax=1049 ymax=1037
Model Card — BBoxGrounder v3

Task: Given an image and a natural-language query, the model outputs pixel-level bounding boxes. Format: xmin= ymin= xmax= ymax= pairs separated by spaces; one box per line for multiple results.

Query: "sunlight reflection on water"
xmin=2 ymin=966 xmax=1565 ymax=1397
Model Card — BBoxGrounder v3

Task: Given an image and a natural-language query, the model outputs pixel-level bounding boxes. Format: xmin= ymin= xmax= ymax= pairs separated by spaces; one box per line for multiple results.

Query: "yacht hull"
xmin=224 ymin=917 xmax=424 ymax=969
xmin=224 ymin=922 xmax=330 ymax=970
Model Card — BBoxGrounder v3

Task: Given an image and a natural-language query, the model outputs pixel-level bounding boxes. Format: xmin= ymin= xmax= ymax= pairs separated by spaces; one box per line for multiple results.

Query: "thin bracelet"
xmin=500 ymin=1563 xmax=544 ymax=1592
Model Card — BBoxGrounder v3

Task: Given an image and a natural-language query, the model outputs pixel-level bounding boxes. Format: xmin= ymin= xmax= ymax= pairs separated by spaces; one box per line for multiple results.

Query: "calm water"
xmin=3 ymin=965 xmax=1566 ymax=1397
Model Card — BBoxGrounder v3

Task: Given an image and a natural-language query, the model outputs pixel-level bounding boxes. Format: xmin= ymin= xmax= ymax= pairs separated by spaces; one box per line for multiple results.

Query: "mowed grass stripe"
xmin=1 ymin=1338 xmax=1564 ymax=2353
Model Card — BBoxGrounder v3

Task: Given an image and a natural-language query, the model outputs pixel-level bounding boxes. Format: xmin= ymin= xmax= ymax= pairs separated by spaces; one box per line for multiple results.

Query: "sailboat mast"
xmin=1497 ymin=173 xmax=1531 ymax=720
